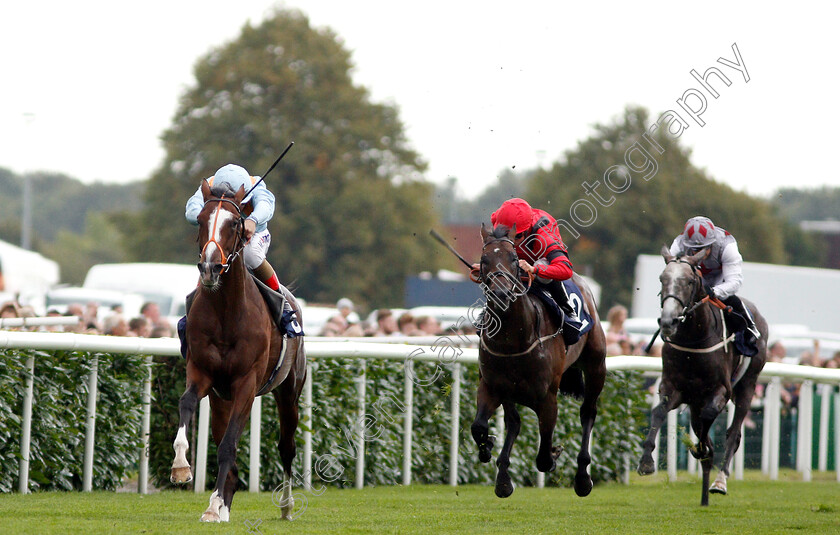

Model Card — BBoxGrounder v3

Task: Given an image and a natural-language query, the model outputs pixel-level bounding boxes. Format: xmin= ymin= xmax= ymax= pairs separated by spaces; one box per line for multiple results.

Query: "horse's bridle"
xmin=476 ymin=237 xmax=533 ymax=293
xmin=660 ymin=258 xmax=704 ymax=323
xmin=199 ymin=196 xmax=247 ymax=274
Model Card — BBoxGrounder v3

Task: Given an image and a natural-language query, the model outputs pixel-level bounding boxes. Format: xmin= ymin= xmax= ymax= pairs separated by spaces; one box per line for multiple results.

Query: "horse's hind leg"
xmin=638 ymin=383 xmax=682 ymax=476
xmin=171 ymin=367 xmax=211 ymax=484
xmin=494 ymin=401 xmax=521 ymax=498
xmin=691 ymin=395 xmax=723 ymax=507
xmin=712 ymin=376 xmax=759 ymax=496
xmin=471 ymin=379 xmax=501 ymax=464
xmin=575 ymin=360 xmax=606 ymax=497
xmin=272 ymin=375 xmax=302 ymax=520
xmin=535 ymin=394 xmax=559 ymax=473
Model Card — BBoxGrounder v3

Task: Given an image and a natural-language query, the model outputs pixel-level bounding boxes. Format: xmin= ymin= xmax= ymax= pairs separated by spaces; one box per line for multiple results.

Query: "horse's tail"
xmin=559 ymin=367 xmax=585 ymax=399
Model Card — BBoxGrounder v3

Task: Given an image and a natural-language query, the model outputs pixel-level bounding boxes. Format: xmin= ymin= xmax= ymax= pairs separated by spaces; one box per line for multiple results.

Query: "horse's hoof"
xmin=170 ymin=466 xmax=193 ymax=484
xmin=709 ymin=482 xmax=727 ymax=495
xmin=637 ymin=458 xmax=655 ymax=476
xmin=494 ymin=478 xmax=515 ymax=498
xmin=574 ymin=474 xmax=593 ymax=497
xmin=536 ymin=456 xmax=556 ymax=473
xmin=200 ymin=512 xmax=220 ymax=523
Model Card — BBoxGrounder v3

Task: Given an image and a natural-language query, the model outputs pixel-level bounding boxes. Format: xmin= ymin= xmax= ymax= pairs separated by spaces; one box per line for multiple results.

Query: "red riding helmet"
xmin=491 ymin=198 xmax=537 ymax=233
xmin=682 ymin=216 xmax=717 ymax=248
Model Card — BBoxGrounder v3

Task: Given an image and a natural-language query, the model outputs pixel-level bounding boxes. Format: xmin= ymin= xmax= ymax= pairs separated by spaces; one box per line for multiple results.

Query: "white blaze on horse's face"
xmin=202 ymin=205 xmax=236 ymax=264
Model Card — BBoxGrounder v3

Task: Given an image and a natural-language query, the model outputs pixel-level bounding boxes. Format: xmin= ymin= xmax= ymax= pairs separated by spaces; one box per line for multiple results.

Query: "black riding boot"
xmin=177 ymin=290 xmax=197 ymax=359
xmin=722 ymin=295 xmax=760 ymax=356
xmin=542 ymin=279 xmax=578 ymax=320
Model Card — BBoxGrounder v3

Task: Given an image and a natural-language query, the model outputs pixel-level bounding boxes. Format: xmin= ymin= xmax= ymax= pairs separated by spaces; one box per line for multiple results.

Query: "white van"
xmin=83 ymin=263 xmax=198 ymax=325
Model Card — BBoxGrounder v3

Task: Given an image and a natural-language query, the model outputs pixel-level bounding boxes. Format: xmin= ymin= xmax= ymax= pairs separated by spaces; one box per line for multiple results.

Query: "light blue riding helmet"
xmin=210 ymin=164 xmax=259 ymax=204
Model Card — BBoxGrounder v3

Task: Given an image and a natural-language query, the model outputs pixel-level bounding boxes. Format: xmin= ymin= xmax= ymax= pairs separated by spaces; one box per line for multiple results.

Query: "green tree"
xmin=774 ymin=186 xmax=840 ymax=222
xmin=528 ymin=106 xmax=792 ymax=308
xmin=39 ymin=212 xmax=129 ymax=285
xmin=129 ymin=8 xmax=440 ymax=307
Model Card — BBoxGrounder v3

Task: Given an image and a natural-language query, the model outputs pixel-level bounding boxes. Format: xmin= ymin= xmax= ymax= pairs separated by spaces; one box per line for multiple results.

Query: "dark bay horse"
xmin=471 ymin=224 xmax=607 ymax=498
xmin=637 ymin=246 xmax=767 ymax=506
xmin=170 ymin=180 xmax=306 ymax=522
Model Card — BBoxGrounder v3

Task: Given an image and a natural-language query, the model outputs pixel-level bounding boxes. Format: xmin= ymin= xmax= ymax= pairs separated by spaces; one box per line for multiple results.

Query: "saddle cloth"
xmin=529 ymin=280 xmax=593 ymax=346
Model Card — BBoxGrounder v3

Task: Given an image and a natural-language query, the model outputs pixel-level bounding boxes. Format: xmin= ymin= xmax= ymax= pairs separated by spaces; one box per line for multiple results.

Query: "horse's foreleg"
xmin=700 ymin=441 xmax=714 ymax=506
xmin=201 ymin=379 xmax=256 ymax=523
xmin=575 ymin=361 xmax=606 ymax=497
xmin=494 ymin=402 xmax=521 ymax=498
xmin=535 ymin=395 xmax=559 ymax=473
xmin=171 ymin=372 xmax=210 ymax=484
xmin=471 ymin=379 xmax=500 ymax=464
xmin=638 ymin=385 xmax=682 ymax=475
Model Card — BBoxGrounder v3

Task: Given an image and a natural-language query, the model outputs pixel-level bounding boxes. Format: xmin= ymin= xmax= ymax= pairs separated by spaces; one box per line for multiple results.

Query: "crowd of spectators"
xmin=0 ymin=299 xmax=174 ymax=338
xmin=317 ymin=298 xmax=468 ymax=339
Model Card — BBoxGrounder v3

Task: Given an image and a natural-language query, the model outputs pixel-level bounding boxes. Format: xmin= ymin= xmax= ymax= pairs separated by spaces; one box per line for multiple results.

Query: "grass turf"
xmin=2 ymin=471 xmax=839 ymax=534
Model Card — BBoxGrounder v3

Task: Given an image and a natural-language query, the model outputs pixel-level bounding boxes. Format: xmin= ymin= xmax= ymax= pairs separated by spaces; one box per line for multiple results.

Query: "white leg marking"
xmin=710 ymin=470 xmax=728 ymax=494
xmin=172 ymin=426 xmax=190 ymax=468
xmin=219 ymin=504 xmax=230 ymax=522
xmin=281 ymin=477 xmax=294 ymax=520
xmin=200 ymin=490 xmax=224 ymax=522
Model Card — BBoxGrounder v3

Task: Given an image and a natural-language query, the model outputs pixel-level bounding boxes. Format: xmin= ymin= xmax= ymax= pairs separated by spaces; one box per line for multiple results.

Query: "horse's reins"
xmin=200 ymin=196 xmax=246 ymax=274
xmin=645 ymin=258 xmax=733 ymax=353
xmin=478 ymin=237 xmax=552 ymax=357
xmin=658 ymin=259 xmax=739 ymax=353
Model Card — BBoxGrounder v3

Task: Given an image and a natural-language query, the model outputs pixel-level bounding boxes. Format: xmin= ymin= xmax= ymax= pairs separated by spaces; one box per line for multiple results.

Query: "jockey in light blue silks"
xmin=670 ymin=216 xmax=761 ymax=354
xmin=185 ymin=163 xmax=281 ymax=291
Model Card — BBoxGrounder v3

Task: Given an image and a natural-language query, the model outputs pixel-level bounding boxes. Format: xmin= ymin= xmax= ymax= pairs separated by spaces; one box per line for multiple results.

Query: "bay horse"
xmin=637 ymin=246 xmax=768 ymax=506
xmin=471 ymin=224 xmax=607 ymax=497
xmin=169 ymin=180 xmax=306 ymax=522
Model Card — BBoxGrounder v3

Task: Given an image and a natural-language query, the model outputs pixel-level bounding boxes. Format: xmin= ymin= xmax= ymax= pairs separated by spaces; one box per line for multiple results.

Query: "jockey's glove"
xmin=703 ymin=283 xmax=716 ymax=300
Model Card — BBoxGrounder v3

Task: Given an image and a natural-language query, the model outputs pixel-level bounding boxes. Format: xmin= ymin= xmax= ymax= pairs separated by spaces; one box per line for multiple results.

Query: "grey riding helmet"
xmin=682 ymin=216 xmax=717 ymax=249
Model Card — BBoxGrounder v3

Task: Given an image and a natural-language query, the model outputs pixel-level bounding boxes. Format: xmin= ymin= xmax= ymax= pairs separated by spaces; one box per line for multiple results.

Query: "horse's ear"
xmin=201 ymin=179 xmax=211 ymax=201
xmin=234 ymin=184 xmax=246 ymax=204
xmin=480 ymin=222 xmax=491 ymax=242
xmin=686 ymin=247 xmax=709 ymax=265
xmin=508 ymin=224 xmax=517 ymax=240
xmin=661 ymin=244 xmax=674 ymax=263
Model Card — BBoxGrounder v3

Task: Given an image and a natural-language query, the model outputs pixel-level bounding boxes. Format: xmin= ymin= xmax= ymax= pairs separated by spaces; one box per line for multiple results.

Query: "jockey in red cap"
xmin=476 ymin=198 xmax=577 ymax=317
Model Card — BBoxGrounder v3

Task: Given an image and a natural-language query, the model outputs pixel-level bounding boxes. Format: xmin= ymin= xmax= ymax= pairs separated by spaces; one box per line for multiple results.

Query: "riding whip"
xmin=244 ymin=141 xmax=294 ymax=198
xmin=429 ymin=229 xmax=474 ymax=270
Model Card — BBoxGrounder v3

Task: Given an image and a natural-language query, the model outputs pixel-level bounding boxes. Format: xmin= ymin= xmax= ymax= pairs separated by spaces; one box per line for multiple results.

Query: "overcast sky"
xmin=1 ymin=1 xmax=837 ymax=200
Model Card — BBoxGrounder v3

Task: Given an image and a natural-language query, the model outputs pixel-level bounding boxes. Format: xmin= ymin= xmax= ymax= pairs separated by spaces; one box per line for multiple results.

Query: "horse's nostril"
xmin=212 ymin=264 xmax=223 ymax=275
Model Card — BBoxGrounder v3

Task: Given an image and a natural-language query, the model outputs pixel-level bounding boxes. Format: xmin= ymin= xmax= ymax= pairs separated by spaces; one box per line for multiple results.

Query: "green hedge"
xmin=0 ymin=349 xmax=146 ymax=492
xmin=2 ymin=348 xmax=648 ymax=494
xmin=150 ymin=356 xmax=648 ymax=492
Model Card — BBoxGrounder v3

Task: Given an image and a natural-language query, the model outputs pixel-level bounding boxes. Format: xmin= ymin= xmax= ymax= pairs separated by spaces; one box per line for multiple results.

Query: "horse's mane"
xmin=209 ymin=183 xmax=238 ymax=199
xmin=490 ymin=225 xmax=512 ymax=240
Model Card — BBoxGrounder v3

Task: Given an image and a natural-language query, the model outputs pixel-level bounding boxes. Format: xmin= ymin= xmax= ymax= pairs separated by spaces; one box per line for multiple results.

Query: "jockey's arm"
xmin=712 ymin=242 xmax=744 ymax=300
xmin=246 ymin=182 xmax=276 ymax=229
xmin=532 ymin=250 xmax=573 ymax=281
xmin=668 ymin=237 xmax=682 ymax=258
xmin=528 ymin=229 xmax=573 ymax=280
xmin=184 ymin=186 xmax=204 ymax=225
